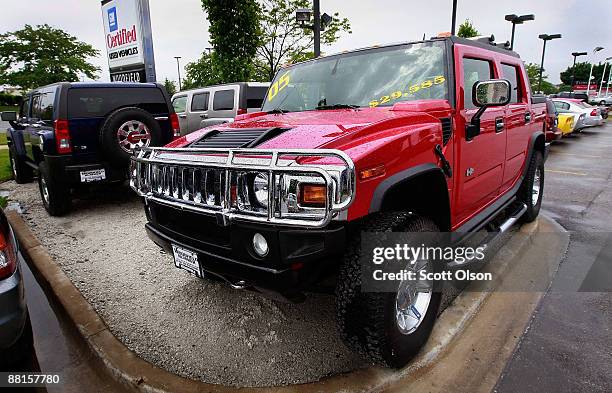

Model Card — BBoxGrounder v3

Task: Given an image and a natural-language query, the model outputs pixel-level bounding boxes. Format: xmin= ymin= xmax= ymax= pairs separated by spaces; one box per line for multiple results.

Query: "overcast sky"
xmin=1 ymin=0 xmax=610 ymax=85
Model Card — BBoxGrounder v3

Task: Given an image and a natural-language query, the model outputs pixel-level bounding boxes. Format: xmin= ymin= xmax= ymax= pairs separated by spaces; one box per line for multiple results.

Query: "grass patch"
xmin=0 ymin=133 xmax=7 ymax=145
xmin=0 ymin=149 xmax=13 ymax=182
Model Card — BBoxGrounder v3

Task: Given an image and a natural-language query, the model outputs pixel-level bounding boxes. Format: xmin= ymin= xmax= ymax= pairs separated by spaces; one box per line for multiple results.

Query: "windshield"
xmin=261 ymin=41 xmax=448 ymax=112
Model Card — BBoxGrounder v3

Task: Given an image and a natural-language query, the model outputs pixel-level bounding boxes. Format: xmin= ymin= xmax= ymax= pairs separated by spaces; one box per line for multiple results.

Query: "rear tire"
xmin=99 ymin=107 xmax=162 ymax=167
xmin=518 ymin=150 xmax=544 ymax=222
xmin=38 ymin=162 xmax=71 ymax=216
xmin=335 ymin=213 xmax=441 ymax=368
xmin=8 ymin=145 xmax=33 ymax=184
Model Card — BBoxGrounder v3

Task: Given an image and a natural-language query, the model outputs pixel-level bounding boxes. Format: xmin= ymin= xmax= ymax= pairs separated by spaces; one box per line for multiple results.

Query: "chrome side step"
xmin=448 ymin=203 xmax=527 ymax=268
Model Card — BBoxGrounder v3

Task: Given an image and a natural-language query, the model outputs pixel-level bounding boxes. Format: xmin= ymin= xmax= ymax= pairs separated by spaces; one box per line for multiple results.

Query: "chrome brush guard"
xmin=130 ymin=147 xmax=355 ymax=228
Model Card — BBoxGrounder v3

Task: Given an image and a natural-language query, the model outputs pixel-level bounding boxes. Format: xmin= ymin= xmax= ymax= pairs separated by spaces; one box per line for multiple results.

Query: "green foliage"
xmin=559 ymin=62 xmax=607 ymax=86
xmin=0 ymin=93 xmax=23 ymax=106
xmin=525 ymin=62 xmax=558 ymax=94
xmin=457 ymin=19 xmax=479 ymax=38
xmin=163 ymin=78 xmax=177 ymax=96
xmin=201 ymin=0 xmax=262 ymax=83
xmin=182 ymin=52 xmax=224 ymax=90
xmin=256 ymin=0 xmax=352 ymax=81
xmin=0 ymin=24 xmax=99 ymax=90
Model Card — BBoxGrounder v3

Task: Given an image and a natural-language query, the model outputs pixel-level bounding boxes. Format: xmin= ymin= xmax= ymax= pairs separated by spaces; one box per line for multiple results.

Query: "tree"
xmin=256 ymin=0 xmax=351 ymax=81
xmin=182 ymin=51 xmax=223 ymax=90
xmin=525 ymin=62 xmax=558 ymax=94
xmin=163 ymin=78 xmax=177 ymax=96
xmin=559 ymin=62 xmax=606 ymax=86
xmin=201 ymin=0 xmax=261 ymax=83
xmin=457 ymin=19 xmax=479 ymax=38
xmin=0 ymin=24 xmax=99 ymax=89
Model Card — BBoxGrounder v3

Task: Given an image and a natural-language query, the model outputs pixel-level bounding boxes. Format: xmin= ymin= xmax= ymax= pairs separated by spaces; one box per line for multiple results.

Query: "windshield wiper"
xmin=266 ymin=108 xmax=289 ymax=114
xmin=315 ymin=104 xmax=361 ymax=110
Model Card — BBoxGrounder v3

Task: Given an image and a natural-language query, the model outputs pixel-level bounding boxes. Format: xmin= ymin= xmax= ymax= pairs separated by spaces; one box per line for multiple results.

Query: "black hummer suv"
xmin=1 ymin=82 xmax=180 ymax=215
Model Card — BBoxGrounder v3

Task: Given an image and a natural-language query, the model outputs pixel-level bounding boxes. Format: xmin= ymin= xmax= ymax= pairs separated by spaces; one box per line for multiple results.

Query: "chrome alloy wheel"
xmin=395 ymin=258 xmax=433 ymax=335
xmin=532 ymin=167 xmax=542 ymax=207
xmin=117 ymin=120 xmax=151 ymax=153
xmin=40 ymin=177 xmax=50 ymax=205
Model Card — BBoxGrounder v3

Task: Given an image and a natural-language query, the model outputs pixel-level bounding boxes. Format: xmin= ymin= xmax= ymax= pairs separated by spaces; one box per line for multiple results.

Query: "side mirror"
xmin=466 ymin=79 xmax=511 ymax=140
xmin=0 ymin=111 xmax=17 ymax=122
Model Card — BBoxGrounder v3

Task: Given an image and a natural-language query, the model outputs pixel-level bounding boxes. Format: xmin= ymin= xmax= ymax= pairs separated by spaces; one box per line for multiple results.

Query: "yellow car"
xmin=557 ymin=113 xmax=575 ymax=136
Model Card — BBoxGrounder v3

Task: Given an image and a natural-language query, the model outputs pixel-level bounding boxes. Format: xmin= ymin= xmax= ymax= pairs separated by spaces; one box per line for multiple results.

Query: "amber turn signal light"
xmin=299 ymin=184 xmax=327 ymax=207
xmin=359 ymin=164 xmax=386 ymax=180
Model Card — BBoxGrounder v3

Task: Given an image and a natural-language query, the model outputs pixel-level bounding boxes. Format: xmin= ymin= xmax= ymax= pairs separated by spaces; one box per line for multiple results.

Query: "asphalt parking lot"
xmin=496 ymin=124 xmax=612 ymax=393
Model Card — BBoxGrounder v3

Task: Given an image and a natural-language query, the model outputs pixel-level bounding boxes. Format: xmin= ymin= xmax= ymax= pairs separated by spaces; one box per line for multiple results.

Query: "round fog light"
xmin=252 ymin=233 xmax=269 ymax=257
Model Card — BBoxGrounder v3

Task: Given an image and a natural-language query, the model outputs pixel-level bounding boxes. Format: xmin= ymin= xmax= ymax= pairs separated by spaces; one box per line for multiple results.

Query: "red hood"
xmin=168 ymin=100 xmax=451 ymax=160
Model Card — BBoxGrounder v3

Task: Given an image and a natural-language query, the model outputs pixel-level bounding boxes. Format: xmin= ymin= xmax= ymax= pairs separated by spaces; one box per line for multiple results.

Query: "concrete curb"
xmin=6 ymin=210 xmax=563 ymax=393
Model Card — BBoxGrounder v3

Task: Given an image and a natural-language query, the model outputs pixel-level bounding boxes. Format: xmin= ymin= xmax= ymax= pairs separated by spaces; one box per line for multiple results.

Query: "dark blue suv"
xmin=1 ymin=82 xmax=180 ymax=215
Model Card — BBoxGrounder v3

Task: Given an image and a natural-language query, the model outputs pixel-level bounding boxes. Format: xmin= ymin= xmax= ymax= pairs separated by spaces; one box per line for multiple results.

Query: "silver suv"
xmin=171 ymin=82 xmax=270 ymax=135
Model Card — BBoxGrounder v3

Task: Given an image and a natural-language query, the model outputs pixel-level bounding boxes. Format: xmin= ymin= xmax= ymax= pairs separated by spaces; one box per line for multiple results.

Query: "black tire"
xmin=8 ymin=145 xmax=33 ymax=184
xmin=518 ymin=150 xmax=544 ymax=222
xmin=600 ymin=101 xmax=606 ymax=106
xmin=38 ymin=162 xmax=71 ymax=216
xmin=99 ymin=107 xmax=162 ymax=167
xmin=335 ymin=213 xmax=441 ymax=368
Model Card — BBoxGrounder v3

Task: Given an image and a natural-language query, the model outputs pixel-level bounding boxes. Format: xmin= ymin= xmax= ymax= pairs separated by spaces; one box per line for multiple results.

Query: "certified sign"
xmin=101 ymin=0 xmax=145 ymax=69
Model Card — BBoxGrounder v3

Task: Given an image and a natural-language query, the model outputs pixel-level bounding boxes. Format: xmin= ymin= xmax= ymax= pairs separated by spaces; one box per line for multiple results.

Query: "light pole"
xmin=451 ymin=0 xmax=458 ymax=35
xmin=504 ymin=14 xmax=535 ymax=51
xmin=586 ymin=46 xmax=604 ymax=95
xmin=538 ymin=34 xmax=562 ymax=93
xmin=598 ymin=56 xmax=612 ymax=97
xmin=174 ymin=56 xmax=182 ymax=91
xmin=296 ymin=3 xmax=332 ymax=58
xmin=571 ymin=51 xmax=588 ymax=88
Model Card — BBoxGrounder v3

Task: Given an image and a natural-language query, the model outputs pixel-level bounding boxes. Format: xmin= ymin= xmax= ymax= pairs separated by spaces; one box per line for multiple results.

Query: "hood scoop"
xmin=189 ymin=127 xmax=289 ymax=149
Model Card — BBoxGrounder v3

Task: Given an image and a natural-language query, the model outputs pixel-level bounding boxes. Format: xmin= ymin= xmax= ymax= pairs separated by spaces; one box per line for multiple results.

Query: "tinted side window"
xmin=40 ymin=90 xmax=56 ymax=121
xmin=191 ymin=93 xmax=209 ymax=112
xmin=30 ymin=94 xmax=43 ymax=119
xmin=172 ymin=96 xmax=188 ymax=113
xmin=20 ymin=97 xmax=31 ymax=118
xmin=213 ymin=90 xmax=235 ymax=111
xmin=67 ymin=88 xmax=166 ymax=118
xmin=463 ymin=58 xmax=494 ymax=109
xmin=501 ymin=64 xmax=521 ymax=103
xmin=246 ymin=87 xmax=267 ymax=109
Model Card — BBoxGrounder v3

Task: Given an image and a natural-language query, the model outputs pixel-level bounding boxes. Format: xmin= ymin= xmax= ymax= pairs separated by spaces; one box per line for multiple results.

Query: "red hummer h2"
xmin=130 ymin=36 xmax=547 ymax=367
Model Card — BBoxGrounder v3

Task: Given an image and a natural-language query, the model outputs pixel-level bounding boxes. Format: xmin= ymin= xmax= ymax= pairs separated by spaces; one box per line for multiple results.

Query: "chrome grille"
xmin=130 ymin=147 xmax=355 ymax=228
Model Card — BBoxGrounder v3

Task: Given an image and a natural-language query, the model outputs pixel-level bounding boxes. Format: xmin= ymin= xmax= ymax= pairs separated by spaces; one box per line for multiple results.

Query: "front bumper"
xmin=0 ymin=253 xmax=27 ymax=350
xmin=145 ymin=202 xmax=347 ymax=301
xmin=45 ymin=155 xmax=127 ymax=185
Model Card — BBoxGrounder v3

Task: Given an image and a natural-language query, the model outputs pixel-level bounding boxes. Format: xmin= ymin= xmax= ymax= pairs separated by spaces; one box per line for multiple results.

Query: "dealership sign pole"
xmin=101 ymin=0 xmax=157 ymax=83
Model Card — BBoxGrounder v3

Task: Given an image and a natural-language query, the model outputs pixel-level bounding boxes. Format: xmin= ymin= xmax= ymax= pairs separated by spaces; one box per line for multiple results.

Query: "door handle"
xmin=200 ymin=114 xmax=208 ymax=119
xmin=178 ymin=114 xmax=187 ymax=119
xmin=495 ymin=117 xmax=505 ymax=132
xmin=525 ymin=112 xmax=532 ymax=123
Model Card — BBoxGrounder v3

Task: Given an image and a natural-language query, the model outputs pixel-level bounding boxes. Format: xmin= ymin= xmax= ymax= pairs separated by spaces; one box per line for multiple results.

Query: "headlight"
xmin=253 ymin=173 xmax=269 ymax=208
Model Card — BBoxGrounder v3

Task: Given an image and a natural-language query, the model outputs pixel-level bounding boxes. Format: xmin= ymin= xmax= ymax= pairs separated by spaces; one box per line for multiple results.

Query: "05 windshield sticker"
xmin=268 ymin=72 xmax=291 ymax=102
xmin=369 ymin=75 xmax=445 ymax=108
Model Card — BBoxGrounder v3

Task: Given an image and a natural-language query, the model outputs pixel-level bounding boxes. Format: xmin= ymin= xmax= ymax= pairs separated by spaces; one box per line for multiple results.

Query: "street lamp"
xmin=174 ymin=56 xmax=182 ymax=92
xmin=538 ymin=34 xmax=562 ymax=93
xmin=504 ymin=14 xmax=535 ymax=51
xmin=451 ymin=0 xmax=458 ymax=35
xmin=586 ymin=46 xmax=604 ymax=95
xmin=295 ymin=1 xmax=332 ymax=57
xmin=597 ymin=56 xmax=612 ymax=97
xmin=570 ymin=51 xmax=588 ymax=87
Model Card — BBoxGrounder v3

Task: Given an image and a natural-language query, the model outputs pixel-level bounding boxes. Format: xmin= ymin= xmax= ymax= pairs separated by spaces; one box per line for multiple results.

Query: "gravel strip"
xmin=3 ymin=181 xmax=366 ymax=387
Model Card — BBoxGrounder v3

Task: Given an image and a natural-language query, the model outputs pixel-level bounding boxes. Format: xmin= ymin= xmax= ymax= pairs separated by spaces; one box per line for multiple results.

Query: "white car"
xmin=588 ymin=95 xmax=612 ymax=106
xmin=552 ymin=99 xmax=604 ymax=129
